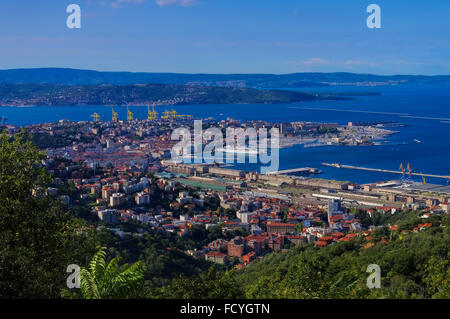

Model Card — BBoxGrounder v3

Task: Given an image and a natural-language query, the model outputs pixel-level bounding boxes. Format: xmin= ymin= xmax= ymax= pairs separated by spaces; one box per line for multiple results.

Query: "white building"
xmin=135 ymin=192 xmax=150 ymax=205
xmin=237 ymin=211 xmax=256 ymax=224
xmin=110 ymin=193 xmax=126 ymax=207
xmin=98 ymin=209 xmax=120 ymax=224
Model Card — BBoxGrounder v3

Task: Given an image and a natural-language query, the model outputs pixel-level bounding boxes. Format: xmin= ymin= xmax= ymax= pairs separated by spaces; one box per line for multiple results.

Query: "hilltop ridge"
xmin=1 ymin=68 xmax=449 ymax=88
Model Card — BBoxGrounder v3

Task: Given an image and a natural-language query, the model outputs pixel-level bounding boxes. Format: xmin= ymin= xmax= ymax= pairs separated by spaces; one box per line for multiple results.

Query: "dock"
xmin=267 ymin=167 xmax=321 ymax=176
xmin=322 ymin=162 xmax=450 ymax=180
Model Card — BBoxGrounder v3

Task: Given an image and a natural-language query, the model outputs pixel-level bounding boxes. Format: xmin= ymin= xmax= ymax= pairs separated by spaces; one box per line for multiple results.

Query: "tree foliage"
xmin=156 ymin=267 xmax=244 ymax=299
xmin=0 ymin=130 xmax=96 ymax=298
xmin=75 ymin=247 xmax=146 ymax=299
xmin=233 ymin=214 xmax=449 ymax=299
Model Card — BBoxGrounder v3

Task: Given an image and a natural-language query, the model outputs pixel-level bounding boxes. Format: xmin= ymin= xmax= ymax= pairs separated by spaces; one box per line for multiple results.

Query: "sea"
xmin=1 ymin=83 xmax=450 ymax=185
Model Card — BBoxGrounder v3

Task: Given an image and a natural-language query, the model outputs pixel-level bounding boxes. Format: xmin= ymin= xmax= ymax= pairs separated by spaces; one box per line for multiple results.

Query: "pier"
xmin=267 ymin=167 xmax=321 ymax=176
xmin=322 ymin=162 xmax=450 ymax=180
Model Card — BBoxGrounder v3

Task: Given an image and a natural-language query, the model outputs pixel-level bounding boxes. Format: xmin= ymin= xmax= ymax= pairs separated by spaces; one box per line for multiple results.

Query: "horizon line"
xmin=1 ymin=67 xmax=450 ymax=77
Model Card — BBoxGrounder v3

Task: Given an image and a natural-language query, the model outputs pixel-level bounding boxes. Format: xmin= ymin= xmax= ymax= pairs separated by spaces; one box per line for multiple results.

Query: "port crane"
xmin=127 ymin=105 xmax=133 ymax=121
xmin=148 ymin=104 xmax=158 ymax=120
xmin=399 ymin=162 xmax=414 ymax=184
xmin=112 ymin=106 xmax=119 ymax=122
xmin=400 ymin=163 xmax=432 ymax=185
xmin=323 ymin=162 xmax=450 ymax=182
xmin=161 ymin=109 xmax=178 ymax=119
xmin=407 ymin=163 xmax=414 ymax=183
xmin=177 ymin=112 xmax=193 ymax=119
xmin=161 ymin=110 xmax=171 ymax=119
xmin=91 ymin=112 xmax=100 ymax=122
xmin=161 ymin=108 xmax=192 ymax=120
xmin=174 ymin=108 xmax=193 ymax=119
xmin=420 ymin=172 xmax=426 ymax=185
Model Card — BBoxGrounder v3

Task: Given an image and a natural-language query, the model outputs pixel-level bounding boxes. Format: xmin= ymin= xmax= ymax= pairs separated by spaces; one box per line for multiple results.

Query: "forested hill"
xmin=1 ymin=68 xmax=449 ymax=88
xmin=151 ymin=209 xmax=449 ymax=299
xmin=0 ymin=83 xmax=339 ymax=106
xmin=231 ymin=210 xmax=450 ymax=299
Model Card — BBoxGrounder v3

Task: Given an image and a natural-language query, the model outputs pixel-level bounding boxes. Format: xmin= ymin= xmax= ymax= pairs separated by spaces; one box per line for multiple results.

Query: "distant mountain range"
xmin=0 ymin=83 xmax=345 ymax=107
xmin=1 ymin=68 xmax=449 ymax=88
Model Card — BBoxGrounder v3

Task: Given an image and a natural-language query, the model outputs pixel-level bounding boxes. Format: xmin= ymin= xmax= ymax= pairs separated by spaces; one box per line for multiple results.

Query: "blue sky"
xmin=0 ymin=0 xmax=449 ymax=74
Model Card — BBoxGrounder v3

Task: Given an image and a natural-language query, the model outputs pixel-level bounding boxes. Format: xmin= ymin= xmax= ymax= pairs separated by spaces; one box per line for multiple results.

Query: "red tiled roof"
xmin=206 ymin=252 xmax=226 ymax=257
xmin=316 ymin=241 xmax=328 ymax=247
xmin=266 ymin=222 xmax=296 ymax=227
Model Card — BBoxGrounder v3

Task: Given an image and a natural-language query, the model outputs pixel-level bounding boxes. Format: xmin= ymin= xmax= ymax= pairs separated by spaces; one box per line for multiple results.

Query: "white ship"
xmin=215 ymin=147 xmax=264 ymax=155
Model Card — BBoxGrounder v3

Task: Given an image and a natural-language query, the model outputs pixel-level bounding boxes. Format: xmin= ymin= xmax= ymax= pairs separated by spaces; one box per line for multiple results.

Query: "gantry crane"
xmin=406 ymin=163 xmax=413 ymax=182
xmin=112 ymin=106 xmax=119 ymax=122
xmin=127 ymin=105 xmax=133 ymax=121
xmin=399 ymin=163 xmax=405 ymax=180
xmin=160 ymin=107 xmax=192 ymax=120
xmin=91 ymin=112 xmax=100 ymax=122
xmin=421 ymin=172 xmax=426 ymax=185
xmin=161 ymin=110 xmax=171 ymax=119
xmin=399 ymin=162 xmax=412 ymax=183
xmin=148 ymin=104 xmax=158 ymax=120
xmin=170 ymin=109 xmax=178 ymax=119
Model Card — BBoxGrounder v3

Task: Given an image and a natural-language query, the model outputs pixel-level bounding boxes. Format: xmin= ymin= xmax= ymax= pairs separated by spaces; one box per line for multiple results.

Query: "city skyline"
xmin=1 ymin=1 xmax=449 ymax=303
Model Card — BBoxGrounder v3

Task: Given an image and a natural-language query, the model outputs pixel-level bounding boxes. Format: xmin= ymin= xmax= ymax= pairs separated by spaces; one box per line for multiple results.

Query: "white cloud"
xmin=344 ymin=60 xmax=376 ymax=66
xmin=110 ymin=0 xmax=146 ymax=8
xmin=99 ymin=0 xmax=196 ymax=8
xmin=300 ymin=58 xmax=329 ymax=66
xmin=396 ymin=60 xmax=427 ymax=66
xmin=155 ymin=0 xmax=195 ymax=6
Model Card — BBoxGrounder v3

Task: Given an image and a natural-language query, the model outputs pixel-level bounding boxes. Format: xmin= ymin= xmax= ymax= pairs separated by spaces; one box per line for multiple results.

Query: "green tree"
xmin=67 ymin=247 xmax=146 ymax=299
xmin=160 ymin=267 xmax=244 ymax=299
xmin=0 ymin=130 xmax=95 ymax=298
xmin=424 ymin=255 xmax=450 ymax=298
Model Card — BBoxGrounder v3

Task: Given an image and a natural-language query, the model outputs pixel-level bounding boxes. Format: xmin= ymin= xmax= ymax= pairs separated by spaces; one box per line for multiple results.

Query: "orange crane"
xmin=112 ymin=106 xmax=118 ymax=122
xmin=127 ymin=105 xmax=133 ymax=121
xmin=91 ymin=112 xmax=100 ymax=122
xmin=161 ymin=110 xmax=171 ymax=119
xmin=399 ymin=163 xmax=405 ymax=179
xmin=169 ymin=109 xmax=178 ymax=119
xmin=148 ymin=104 xmax=158 ymax=120
xmin=160 ymin=107 xmax=192 ymax=120
xmin=421 ymin=173 xmax=426 ymax=185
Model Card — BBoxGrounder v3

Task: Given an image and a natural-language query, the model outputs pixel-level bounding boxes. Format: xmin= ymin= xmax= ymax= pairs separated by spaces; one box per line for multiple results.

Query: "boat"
xmin=216 ymin=147 xmax=262 ymax=155
xmin=321 ymin=162 xmax=341 ymax=168
xmin=414 ymin=139 xmax=421 ymax=143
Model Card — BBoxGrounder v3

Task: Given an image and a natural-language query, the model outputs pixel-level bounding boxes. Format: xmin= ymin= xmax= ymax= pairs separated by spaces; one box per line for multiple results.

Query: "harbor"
xmin=266 ymin=167 xmax=321 ymax=176
xmin=322 ymin=162 xmax=450 ymax=180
